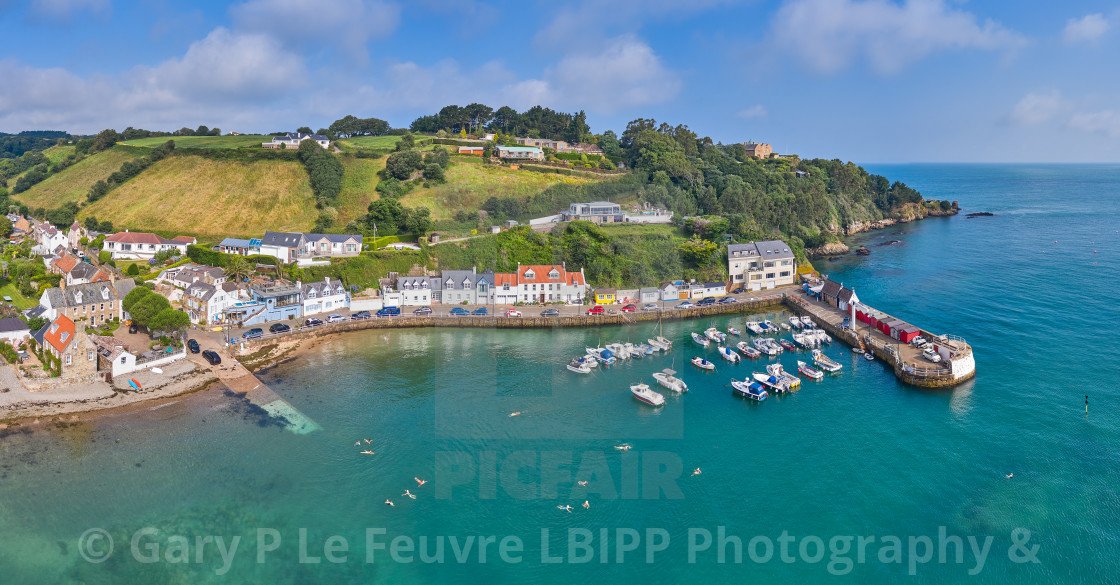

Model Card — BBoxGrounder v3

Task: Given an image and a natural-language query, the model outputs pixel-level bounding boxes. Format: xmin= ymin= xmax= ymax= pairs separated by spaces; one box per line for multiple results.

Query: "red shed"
xmin=897 ymin=325 xmax=920 ymax=343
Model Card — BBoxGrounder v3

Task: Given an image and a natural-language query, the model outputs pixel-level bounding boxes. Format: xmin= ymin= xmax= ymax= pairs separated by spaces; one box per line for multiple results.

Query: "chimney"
xmin=296 ymin=280 xmax=301 ymax=289
xmin=60 ymin=279 xmax=66 ymax=291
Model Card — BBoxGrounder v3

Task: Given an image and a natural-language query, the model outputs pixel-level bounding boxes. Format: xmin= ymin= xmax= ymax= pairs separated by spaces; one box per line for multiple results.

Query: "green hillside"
xmin=121 ymin=135 xmax=273 ymax=149
xmin=14 ymin=146 xmax=144 ymax=209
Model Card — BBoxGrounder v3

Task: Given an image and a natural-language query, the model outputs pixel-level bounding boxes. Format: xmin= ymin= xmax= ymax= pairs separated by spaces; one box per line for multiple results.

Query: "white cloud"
xmin=1070 ymin=110 xmax=1120 ymax=136
xmin=546 ymin=36 xmax=681 ymax=112
xmin=1010 ymin=91 xmax=1065 ymax=125
xmin=231 ymin=0 xmax=400 ymax=61
xmin=534 ymin=0 xmax=736 ymax=47
xmin=736 ymin=105 xmax=768 ymax=119
xmin=29 ymin=0 xmax=108 ymax=20
xmin=768 ymin=0 xmax=1027 ymax=74
xmin=1062 ymin=13 xmax=1109 ymax=44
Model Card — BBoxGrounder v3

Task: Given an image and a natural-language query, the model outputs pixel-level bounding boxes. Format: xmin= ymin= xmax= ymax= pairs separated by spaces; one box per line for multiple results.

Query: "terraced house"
xmin=301 ymin=278 xmax=350 ymax=316
xmin=727 ymin=240 xmax=796 ymax=291
xmin=38 ymin=280 xmax=135 ymax=327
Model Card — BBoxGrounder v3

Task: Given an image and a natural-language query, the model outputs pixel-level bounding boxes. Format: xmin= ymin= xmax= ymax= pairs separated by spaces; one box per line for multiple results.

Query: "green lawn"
xmin=0 ymin=280 xmax=37 ymax=310
xmin=337 ymin=136 xmax=405 ymax=149
xmin=120 ymin=135 xmax=274 ymax=149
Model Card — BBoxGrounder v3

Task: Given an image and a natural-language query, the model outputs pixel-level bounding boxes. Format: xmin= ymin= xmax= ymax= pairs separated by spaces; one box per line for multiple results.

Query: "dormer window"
xmin=101 ymin=287 xmax=110 ymax=300
xmin=308 ymin=289 xmax=317 ymax=298
xmin=74 ymin=291 xmax=83 ymax=304
xmin=549 ymin=269 xmax=559 ymax=279
xmin=524 ymin=270 xmax=535 ymax=279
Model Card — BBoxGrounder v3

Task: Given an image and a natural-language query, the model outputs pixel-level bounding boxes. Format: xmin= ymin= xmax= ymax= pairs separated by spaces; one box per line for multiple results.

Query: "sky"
xmin=1 ymin=0 xmax=1118 ymax=162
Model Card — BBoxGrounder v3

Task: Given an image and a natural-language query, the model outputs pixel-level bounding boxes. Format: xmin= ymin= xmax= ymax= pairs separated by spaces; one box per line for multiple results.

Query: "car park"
xmin=243 ymin=327 xmax=264 ymax=339
xmin=187 ymin=339 xmax=200 ymax=353
xmin=350 ymin=311 xmax=372 ymax=320
xmin=540 ymin=308 xmax=560 ymax=317
xmin=269 ymin=323 xmax=291 ymax=333
xmin=202 ymin=350 xmax=221 ymax=365
xmin=413 ymin=307 xmax=433 ymax=316
xmin=450 ymin=307 xmax=470 ymax=316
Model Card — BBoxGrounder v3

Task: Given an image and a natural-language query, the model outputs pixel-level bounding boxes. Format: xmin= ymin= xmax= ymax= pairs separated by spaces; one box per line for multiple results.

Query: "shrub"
xmin=98 ymin=251 xmax=111 ymax=264
xmin=126 ymin=263 xmax=140 ymax=276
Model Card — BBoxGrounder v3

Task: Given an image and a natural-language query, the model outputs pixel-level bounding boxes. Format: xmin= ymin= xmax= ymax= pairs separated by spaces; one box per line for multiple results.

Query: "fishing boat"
xmin=788 ymin=318 xmax=803 ymax=329
xmin=763 ymin=320 xmax=779 ymax=333
xmin=745 ymin=321 xmax=766 ymax=335
xmin=752 ymin=372 xmax=789 ymax=394
xmin=923 ymin=348 xmax=942 ymax=363
xmin=577 ymin=355 xmax=598 ymax=368
xmin=797 ymin=360 xmax=824 ymax=380
xmin=801 ymin=317 xmax=816 ymax=328
xmin=718 ymin=346 xmax=741 ymax=363
xmin=812 ymin=349 xmax=843 ymax=372
xmin=652 ymin=368 xmax=688 ymax=393
xmin=606 ymin=343 xmax=630 ymax=360
xmin=792 ymin=332 xmax=814 ymax=349
xmin=779 ymin=339 xmax=797 ymax=351
xmin=595 ymin=348 xmax=617 ymax=365
xmin=752 ymin=338 xmax=780 ymax=356
xmin=691 ymin=357 xmax=716 ymax=370
xmin=630 ymin=383 xmax=666 ymax=407
xmin=648 ymin=338 xmax=671 ymax=351
xmin=567 ymin=359 xmax=592 ymax=374
xmin=731 ymin=380 xmax=768 ymax=401
xmin=691 ymin=332 xmax=710 ymax=347
xmin=780 ymin=322 xmax=791 ymax=331
xmin=727 ymin=326 xmax=740 ymax=336
xmin=704 ymin=327 xmax=726 ymax=343
xmin=766 ymin=363 xmax=801 ymax=389
xmin=736 ymin=341 xmax=761 ymax=358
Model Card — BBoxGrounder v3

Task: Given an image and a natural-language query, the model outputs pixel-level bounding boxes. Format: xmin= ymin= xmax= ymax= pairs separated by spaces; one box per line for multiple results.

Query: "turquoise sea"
xmin=1 ymin=164 xmax=1117 ymax=583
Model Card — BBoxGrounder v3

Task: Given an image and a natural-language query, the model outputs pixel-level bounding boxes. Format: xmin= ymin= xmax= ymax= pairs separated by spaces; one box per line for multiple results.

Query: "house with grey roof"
xmin=436 ymin=268 xmax=494 ymax=305
xmin=38 ymin=281 xmax=124 ymax=327
xmin=184 ymin=280 xmax=245 ymax=324
xmin=0 ymin=317 xmax=30 ymax=344
xmin=301 ymin=233 xmax=362 ymax=259
xmin=396 ymin=275 xmax=434 ymax=306
xmin=727 ymin=240 xmax=796 ymax=290
xmin=301 ymin=278 xmax=349 ymax=316
xmin=260 ymin=231 xmax=305 ymax=264
xmin=262 ymin=133 xmax=330 ymax=149
xmin=218 ymin=237 xmax=259 ymax=256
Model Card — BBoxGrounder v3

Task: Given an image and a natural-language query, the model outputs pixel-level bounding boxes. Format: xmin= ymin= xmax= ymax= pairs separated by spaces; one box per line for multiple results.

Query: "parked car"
xmin=450 ymin=307 xmax=470 ymax=316
xmin=471 ymin=307 xmax=488 ymax=315
xmin=413 ymin=307 xmax=433 ymax=316
xmin=187 ymin=339 xmax=200 ymax=354
xmin=350 ymin=311 xmax=371 ymax=320
xmin=718 ymin=296 xmax=737 ymax=304
xmin=327 ymin=314 xmax=345 ymax=323
xmin=732 ymin=287 xmax=745 ymax=294
xmin=243 ymin=327 xmax=264 ymax=339
xmin=304 ymin=318 xmax=325 ymax=327
xmin=587 ymin=305 xmax=605 ymax=315
xmin=697 ymin=297 xmax=716 ymax=306
xmin=641 ymin=303 xmax=659 ymax=311
xmin=540 ymin=308 xmax=560 ymax=317
xmin=505 ymin=309 xmax=522 ymax=317
xmin=675 ymin=301 xmax=694 ymax=309
xmin=269 ymin=323 xmax=291 ymax=333
xmin=202 ymin=350 xmax=221 ymax=365
xmin=376 ymin=307 xmax=401 ymax=317
xmin=620 ymin=304 xmax=637 ymax=313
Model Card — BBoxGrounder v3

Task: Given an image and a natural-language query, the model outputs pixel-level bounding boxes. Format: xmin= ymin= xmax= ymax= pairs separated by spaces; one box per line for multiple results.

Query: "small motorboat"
xmin=731 ymin=380 xmax=768 ymax=401
xmin=812 ymin=349 xmax=843 ymax=372
xmin=718 ymin=346 xmax=741 ymax=363
xmin=788 ymin=318 xmax=802 ymax=329
xmin=797 ymin=360 xmax=824 ymax=380
xmin=648 ymin=337 xmax=671 ymax=351
xmin=606 ymin=343 xmax=629 ymax=360
xmin=779 ymin=339 xmax=797 ymax=351
xmin=851 ymin=347 xmax=865 ymax=354
xmin=691 ymin=357 xmax=716 ymax=370
xmin=630 ymin=383 xmax=666 ymax=406
xmin=752 ymin=372 xmax=788 ymax=394
xmin=801 ymin=317 xmax=816 ymax=328
xmin=745 ymin=321 xmax=766 ymax=335
xmin=704 ymin=327 xmax=726 ymax=343
xmin=595 ymin=348 xmax=617 ymax=365
xmin=567 ymin=359 xmax=592 ymax=374
xmin=766 ymin=363 xmax=801 ymax=389
xmin=577 ymin=355 xmax=598 ymax=368
xmin=691 ymin=332 xmax=710 ymax=347
xmin=753 ymin=338 xmax=781 ymax=356
xmin=923 ymin=348 xmax=942 ymax=363
xmin=864 ymin=352 xmax=875 ymax=361
xmin=780 ymin=322 xmax=791 ymax=331
xmin=737 ymin=341 xmax=761 ymax=358
xmin=727 ymin=326 xmax=740 ymax=336
xmin=763 ymin=320 xmax=778 ymax=333
xmin=652 ymin=369 xmax=688 ymax=393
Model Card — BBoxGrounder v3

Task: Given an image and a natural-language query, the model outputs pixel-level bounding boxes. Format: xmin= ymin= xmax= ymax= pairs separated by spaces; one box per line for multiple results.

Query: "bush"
xmin=126 ymin=263 xmax=140 ymax=276
xmin=98 ymin=250 xmax=111 ymax=264
xmin=0 ymin=341 xmax=18 ymax=364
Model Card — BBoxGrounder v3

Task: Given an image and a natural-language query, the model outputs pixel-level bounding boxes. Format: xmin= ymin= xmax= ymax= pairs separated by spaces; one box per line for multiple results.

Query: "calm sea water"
xmin=1 ymin=164 xmax=1118 ymax=584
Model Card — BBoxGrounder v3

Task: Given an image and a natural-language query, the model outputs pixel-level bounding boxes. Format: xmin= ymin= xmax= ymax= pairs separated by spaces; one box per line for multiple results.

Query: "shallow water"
xmin=1 ymin=164 xmax=1117 ymax=583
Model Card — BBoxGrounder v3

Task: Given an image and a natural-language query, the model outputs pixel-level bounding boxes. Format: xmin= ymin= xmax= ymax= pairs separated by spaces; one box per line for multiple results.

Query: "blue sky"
xmin=1 ymin=0 xmax=1118 ymax=162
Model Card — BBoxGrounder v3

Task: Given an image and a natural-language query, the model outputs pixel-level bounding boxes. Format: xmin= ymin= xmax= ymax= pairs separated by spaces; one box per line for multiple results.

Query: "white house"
xmin=727 ymin=240 xmax=796 ymax=291
xmin=183 ymin=281 xmax=243 ymax=324
xmin=301 ymin=278 xmax=349 ymax=316
xmin=262 ymin=133 xmax=330 ymax=149
xmin=0 ymin=318 xmax=30 ymax=344
xmin=689 ymin=282 xmax=727 ymax=299
xmin=511 ymin=264 xmax=588 ymax=304
xmin=396 ymin=276 xmax=433 ymax=306
xmin=102 ymin=231 xmax=196 ymax=261
xmin=92 ymin=336 xmax=138 ymax=378
xmin=37 ymin=224 xmax=69 ymax=253
xmin=259 ymin=231 xmax=305 ymax=264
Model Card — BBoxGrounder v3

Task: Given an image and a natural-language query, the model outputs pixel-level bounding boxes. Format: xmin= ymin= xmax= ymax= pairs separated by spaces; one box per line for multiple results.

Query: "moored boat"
xmin=763 ymin=320 xmax=778 ymax=333
xmin=567 ymin=359 xmax=592 ymax=374
xmin=788 ymin=318 xmax=803 ymax=329
xmin=752 ymin=372 xmax=789 ymax=394
xmin=630 ymin=383 xmax=666 ymax=406
xmin=652 ymin=369 xmax=688 ymax=393
xmin=797 ymin=360 xmax=824 ymax=380
xmin=731 ymin=380 xmax=768 ymax=401
xmin=864 ymin=352 xmax=875 ymax=361
xmin=766 ymin=363 xmax=801 ymax=389
xmin=727 ymin=326 xmax=740 ymax=336
xmin=745 ymin=321 xmax=766 ymax=335
xmin=780 ymin=322 xmax=791 ymax=330
xmin=704 ymin=327 xmax=726 ymax=343
xmin=577 ymin=355 xmax=598 ymax=368
xmin=736 ymin=341 xmax=761 ymax=358
xmin=691 ymin=356 xmax=716 ymax=370
xmin=812 ymin=349 xmax=842 ymax=372
xmin=648 ymin=338 xmax=671 ymax=351
xmin=718 ymin=346 xmax=741 ymax=363
xmin=691 ymin=332 xmax=710 ymax=347
xmin=779 ymin=339 xmax=797 ymax=351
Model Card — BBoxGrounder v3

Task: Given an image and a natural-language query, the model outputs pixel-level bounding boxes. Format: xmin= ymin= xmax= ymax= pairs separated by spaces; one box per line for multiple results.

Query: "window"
xmin=751 ymin=274 xmax=761 ymax=280
xmin=100 ymin=303 xmax=104 ymax=311
xmin=780 ymin=271 xmax=791 ymax=277
xmin=87 ymin=350 xmax=93 ymax=361
xmin=65 ymin=354 xmax=72 ymax=366
xmin=120 ymin=356 xmax=127 ymax=364
xmin=766 ymin=273 xmax=775 ymax=279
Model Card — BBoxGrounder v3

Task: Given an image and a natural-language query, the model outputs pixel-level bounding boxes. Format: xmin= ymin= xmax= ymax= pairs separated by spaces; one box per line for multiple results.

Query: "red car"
xmin=621 ymin=304 xmax=637 ymax=312
xmin=587 ymin=305 xmax=605 ymax=315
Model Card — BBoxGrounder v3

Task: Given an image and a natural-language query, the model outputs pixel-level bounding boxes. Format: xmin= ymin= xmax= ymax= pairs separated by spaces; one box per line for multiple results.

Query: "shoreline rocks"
xmin=856 ymin=246 xmax=871 ymax=256
xmin=807 ymin=241 xmax=850 ymax=257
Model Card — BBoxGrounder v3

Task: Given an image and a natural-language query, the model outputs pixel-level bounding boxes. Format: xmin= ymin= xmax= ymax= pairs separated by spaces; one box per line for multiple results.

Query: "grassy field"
xmin=0 ymin=280 xmax=37 ymax=310
xmin=120 ymin=135 xmax=274 ymax=149
xmin=78 ymin=155 xmax=317 ymax=241
xmin=336 ymin=136 xmax=404 ymax=149
xmin=400 ymin=162 xmax=603 ymax=219
xmin=335 ymin=156 xmax=384 ymax=226
xmin=14 ymin=146 xmax=145 ymax=209
xmin=43 ymin=144 xmax=76 ymax=165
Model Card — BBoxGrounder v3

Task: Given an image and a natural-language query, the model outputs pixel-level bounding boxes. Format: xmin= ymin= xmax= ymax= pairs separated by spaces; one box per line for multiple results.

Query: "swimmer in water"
xmin=1006 ymin=473 xmax=1013 ymax=479
xmin=403 ymin=490 xmax=416 ymax=499
xmin=615 ymin=444 xmax=632 ymax=451
xmin=557 ymin=505 xmax=573 ymax=513
xmin=692 ymin=468 xmax=702 ymax=476
xmin=415 ymin=477 xmax=427 ymax=487
xmin=582 ymin=500 xmax=590 ymax=510
xmin=509 ymin=412 xmax=521 ymax=417
xmin=577 ymin=481 xmax=588 ymax=487
xmin=385 ymin=500 xmax=394 ymax=507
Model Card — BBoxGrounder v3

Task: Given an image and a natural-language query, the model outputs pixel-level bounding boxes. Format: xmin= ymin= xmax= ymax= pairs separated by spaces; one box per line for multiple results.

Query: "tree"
xmin=126 ymin=263 xmax=140 ymax=276
xmin=395 ymin=133 xmax=415 ymax=151
xmin=148 ymin=308 xmax=190 ymax=335
xmin=130 ymin=293 xmax=171 ymax=329
xmin=385 ymin=149 xmax=423 ymax=180
xmin=422 ymin=163 xmax=444 ymax=183
xmin=122 ymin=287 xmax=153 ymax=315
xmin=297 ymin=126 xmax=313 ymax=134
xmin=678 ymin=238 xmax=717 ymax=267
xmin=226 ymin=255 xmax=252 ymax=282
xmin=401 ymin=206 xmax=433 ymax=234
xmin=366 ymin=198 xmax=405 ymax=233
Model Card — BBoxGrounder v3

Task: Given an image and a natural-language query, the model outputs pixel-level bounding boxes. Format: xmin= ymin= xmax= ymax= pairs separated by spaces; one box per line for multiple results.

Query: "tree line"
xmin=409 ymin=104 xmax=591 ymax=143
